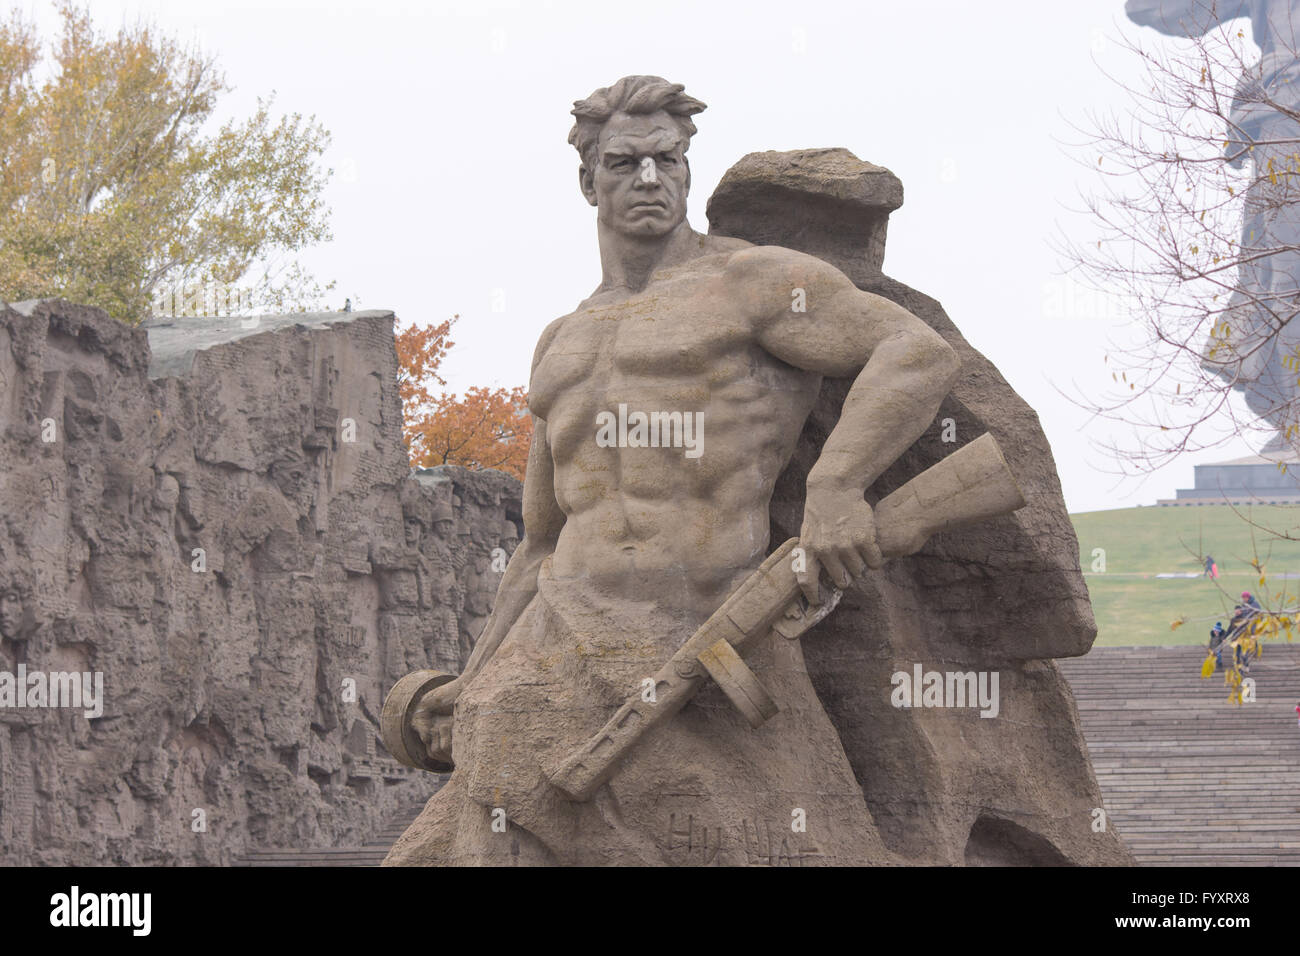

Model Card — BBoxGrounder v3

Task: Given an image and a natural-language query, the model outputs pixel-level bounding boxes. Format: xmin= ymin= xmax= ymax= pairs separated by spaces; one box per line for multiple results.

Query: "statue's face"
xmin=584 ymin=110 xmax=690 ymax=238
xmin=404 ymin=516 xmax=423 ymax=547
xmin=0 ymin=589 xmax=22 ymax=639
xmin=270 ymin=456 xmax=310 ymax=502
xmin=433 ymin=519 xmax=454 ymax=540
xmin=433 ymin=576 xmax=454 ymax=603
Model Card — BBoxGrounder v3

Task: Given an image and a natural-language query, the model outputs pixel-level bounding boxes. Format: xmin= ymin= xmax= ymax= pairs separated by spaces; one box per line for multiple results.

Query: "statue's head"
xmin=430 ymin=502 xmax=455 ymax=541
xmin=270 ymin=453 xmax=311 ymax=504
xmin=499 ymin=519 xmax=520 ymax=553
xmin=569 ymin=76 xmax=706 ymax=239
xmin=0 ymin=582 xmax=24 ymax=640
xmin=403 ymin=512 xmax=424 ymax=548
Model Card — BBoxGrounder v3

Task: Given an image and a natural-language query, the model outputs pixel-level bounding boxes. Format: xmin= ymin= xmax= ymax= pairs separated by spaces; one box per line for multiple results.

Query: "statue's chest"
xmin=532 ymin=280 xmax=751 ymax=417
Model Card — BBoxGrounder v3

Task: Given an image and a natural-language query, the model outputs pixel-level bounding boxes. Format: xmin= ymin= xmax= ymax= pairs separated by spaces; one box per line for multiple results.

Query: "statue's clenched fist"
xmin=412 ymin=677 xmax=461 ymax=765
xmin=797 ymin=486 xmax=883 ymax=605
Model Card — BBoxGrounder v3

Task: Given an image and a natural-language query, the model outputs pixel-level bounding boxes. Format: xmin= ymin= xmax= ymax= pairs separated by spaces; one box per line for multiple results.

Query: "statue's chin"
xmin=618 ymin=219 xmax=679 ymax=240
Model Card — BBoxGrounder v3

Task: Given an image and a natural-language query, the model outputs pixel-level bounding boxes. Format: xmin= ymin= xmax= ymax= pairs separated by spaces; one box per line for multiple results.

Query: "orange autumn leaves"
xmin=395 ymin=315 xmax=532 ymax=481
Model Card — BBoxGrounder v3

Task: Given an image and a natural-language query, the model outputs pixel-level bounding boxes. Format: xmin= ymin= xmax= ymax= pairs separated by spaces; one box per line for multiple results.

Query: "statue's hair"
xmin=568 ymin=75 xmax=707 ymax=170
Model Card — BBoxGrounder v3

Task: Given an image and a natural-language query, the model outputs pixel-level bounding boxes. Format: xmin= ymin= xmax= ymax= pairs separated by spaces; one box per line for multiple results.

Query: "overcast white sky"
xmin=18 ymin=0 xmax=1270 ymax=513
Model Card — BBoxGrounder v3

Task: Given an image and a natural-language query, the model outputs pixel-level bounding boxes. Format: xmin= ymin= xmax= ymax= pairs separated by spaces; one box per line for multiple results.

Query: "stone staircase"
xmin=1059 ymin=643 xmax=1300 ymax=866
xmin=236 ymin=802 xmax=427 ymax=867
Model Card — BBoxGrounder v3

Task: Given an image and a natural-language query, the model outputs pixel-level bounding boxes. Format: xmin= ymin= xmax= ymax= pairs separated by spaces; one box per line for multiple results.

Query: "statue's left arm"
xmin=726 ymin=246 xmax=961 ymax=603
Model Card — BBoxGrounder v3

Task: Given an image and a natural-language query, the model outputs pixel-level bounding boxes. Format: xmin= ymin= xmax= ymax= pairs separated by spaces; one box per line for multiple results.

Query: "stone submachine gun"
xmin=382 ymin=433 xmax=1026 ymax=799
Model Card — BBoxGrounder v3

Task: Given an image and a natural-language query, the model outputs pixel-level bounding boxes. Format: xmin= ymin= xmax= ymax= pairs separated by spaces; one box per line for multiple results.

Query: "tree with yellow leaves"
xmin=0 ymin=3 xmax=333 ymax=323
xmin=1188 ymin=524 xmax=1297 ymax=704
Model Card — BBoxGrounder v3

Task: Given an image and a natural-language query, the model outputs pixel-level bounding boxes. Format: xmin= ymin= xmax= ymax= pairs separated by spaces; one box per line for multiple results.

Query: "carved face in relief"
xmin=404 ymin=515 xmax=423 ymax=549
xmin=0 ymin=587 xmax=23 ymax=640
xmin=270 ymin=455 xmax=312 ymax=508
xmin=154 ymin=474 xmax=181 ymax=515
xmin=499 ymin=522 xmax=520 ymax=555
xmin=581 ymin=110 xmax=690 ymax=239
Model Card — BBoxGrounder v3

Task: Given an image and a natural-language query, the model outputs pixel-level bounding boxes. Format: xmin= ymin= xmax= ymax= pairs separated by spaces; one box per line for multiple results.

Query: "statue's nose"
xmin=637 ymin=156 xmax=658 ymax=185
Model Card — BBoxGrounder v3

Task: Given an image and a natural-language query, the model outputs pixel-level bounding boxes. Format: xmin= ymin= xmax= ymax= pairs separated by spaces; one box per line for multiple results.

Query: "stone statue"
xmin=0 ymin=567 xmax=32 ymax=657
xmin=382 ymin=75 xmax=1032 ymax=866
xmin=374 ymin=501 xmax=436 ymax=675
xmin=419 ymin=501 xmax=464 ymax=672
xmin=1128 ymin=0 xmax=1300 ymax=450
xmin=497 ymin=520 xmax=519 ymax=559
xmin=430 ymin=505 xmax=456 ymax=545
xmin=403 ymin=511 xmax=423 ymax=551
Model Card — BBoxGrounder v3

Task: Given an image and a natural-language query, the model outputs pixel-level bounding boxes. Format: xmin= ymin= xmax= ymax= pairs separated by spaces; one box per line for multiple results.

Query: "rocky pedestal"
xmin=709 ymin=148 xmax=1130 ymax=864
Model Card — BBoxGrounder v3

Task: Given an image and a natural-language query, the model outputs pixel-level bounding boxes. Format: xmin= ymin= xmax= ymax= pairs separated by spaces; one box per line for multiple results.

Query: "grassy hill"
xmin=1071 ymin=504 xmax=1300 ymax=646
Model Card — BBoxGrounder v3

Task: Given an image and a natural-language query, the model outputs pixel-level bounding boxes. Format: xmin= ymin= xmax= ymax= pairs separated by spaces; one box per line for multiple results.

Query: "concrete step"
xmin=1062 ymin=643 xmax=1300 ymax=866
xmin=234 ymin=800 xmax=431 ymax=867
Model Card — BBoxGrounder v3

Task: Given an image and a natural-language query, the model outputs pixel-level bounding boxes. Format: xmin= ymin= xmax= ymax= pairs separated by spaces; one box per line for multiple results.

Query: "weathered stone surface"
xmin=706 ymin=147 xmax=902 ymax=280
xmin=710 ymin=148 xmax=1129 ymax=865
xmin=0 ymin=299 xmax=520 ymax=864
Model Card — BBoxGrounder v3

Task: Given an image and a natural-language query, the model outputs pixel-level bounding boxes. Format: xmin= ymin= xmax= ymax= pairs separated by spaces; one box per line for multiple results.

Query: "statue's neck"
xmin=597 ymin=220 xmax=699 ymax=294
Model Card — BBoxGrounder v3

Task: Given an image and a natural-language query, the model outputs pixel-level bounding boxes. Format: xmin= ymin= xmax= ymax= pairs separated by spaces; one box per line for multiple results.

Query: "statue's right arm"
xmin=456 ymin=413 xmax=564 ymax=686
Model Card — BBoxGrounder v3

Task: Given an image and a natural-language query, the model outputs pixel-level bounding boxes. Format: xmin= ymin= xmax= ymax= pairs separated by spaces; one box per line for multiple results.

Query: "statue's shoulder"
xmin=691 ymin=234 xmax=827 ymax=277
xmin=530 ymin=312 xmax=573 ymax=376
xmin=698 ymin=233 xmax=752 ymax=256
xmin=719 ymin=242 xmax=843 ymax=288
xmin=723 ymin=242 xmax=829 ymax=268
